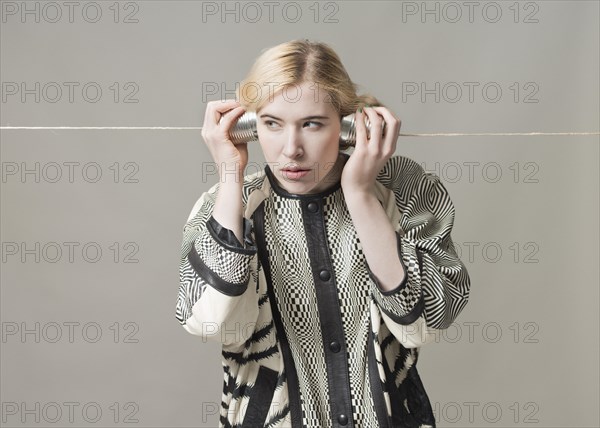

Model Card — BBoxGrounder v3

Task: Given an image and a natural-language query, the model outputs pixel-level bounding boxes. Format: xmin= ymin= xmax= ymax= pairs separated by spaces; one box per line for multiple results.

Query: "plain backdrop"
xmin=1 ymin=1 xmax=598 ymax=427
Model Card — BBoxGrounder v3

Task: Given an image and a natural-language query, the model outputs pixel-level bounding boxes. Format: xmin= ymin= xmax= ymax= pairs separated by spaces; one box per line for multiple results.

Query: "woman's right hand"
xmin=201 ymin=99 xmax=248 ymax=177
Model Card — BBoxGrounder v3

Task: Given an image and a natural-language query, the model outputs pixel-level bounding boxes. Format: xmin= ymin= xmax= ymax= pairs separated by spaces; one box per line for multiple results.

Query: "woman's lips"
xmin=281 ymin=169 xmax=310 ymax=180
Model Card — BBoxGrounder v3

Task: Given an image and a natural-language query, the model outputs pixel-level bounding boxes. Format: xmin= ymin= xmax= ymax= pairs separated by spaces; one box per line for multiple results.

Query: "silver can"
xmin=225 ymin=111 xmax=259 ymax=145
xmin=339 ymin=112 xmax=387 ymax=146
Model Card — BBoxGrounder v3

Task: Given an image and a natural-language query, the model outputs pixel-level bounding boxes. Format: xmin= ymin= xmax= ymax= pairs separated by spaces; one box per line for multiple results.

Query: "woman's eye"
xmin=304 ymin=121 xmax=322 ymax=128
xmin=264 ymin=120 xmax=278 ymax=128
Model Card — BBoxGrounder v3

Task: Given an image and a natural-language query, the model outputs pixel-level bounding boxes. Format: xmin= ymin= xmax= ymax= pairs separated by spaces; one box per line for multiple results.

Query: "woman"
xmin=176 ymin=39 xmax=471 ymax=428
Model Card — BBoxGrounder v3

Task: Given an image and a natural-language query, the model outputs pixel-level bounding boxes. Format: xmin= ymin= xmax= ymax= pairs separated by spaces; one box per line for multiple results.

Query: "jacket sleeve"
xmin=175 ymin=184 xmax=260 ymax=349
xmin=366 ymin=170 xmax=471 ymax=336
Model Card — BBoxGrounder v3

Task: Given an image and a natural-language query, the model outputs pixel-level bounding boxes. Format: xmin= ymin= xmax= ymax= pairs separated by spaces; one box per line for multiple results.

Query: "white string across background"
xmin=1 ymin=126 xmax=598 ymax=137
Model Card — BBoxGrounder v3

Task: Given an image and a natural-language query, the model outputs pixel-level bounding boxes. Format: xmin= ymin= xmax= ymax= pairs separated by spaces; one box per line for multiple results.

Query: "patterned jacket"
xmin=176 ymin=153 xmax=471 ymax=428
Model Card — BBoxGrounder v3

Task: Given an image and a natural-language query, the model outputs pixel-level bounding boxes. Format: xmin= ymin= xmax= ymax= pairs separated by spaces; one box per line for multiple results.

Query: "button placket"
xmin=302 ymin=195 xmax=354 ymax=428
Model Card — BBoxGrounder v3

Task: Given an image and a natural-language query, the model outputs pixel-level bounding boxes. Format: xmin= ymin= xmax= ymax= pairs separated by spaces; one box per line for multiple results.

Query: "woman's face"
xmin=256 ymin=81 xmax=342 ymax=195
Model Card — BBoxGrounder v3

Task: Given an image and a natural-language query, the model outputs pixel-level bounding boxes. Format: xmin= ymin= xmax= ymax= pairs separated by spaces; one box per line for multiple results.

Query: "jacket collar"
xmin=246 ymin=152 xmax=403 ymax=235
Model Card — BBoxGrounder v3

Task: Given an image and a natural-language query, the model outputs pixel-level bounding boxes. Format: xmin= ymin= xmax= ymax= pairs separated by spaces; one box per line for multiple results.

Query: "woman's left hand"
xmin=341 ymin=105 xmax=401 ymax=195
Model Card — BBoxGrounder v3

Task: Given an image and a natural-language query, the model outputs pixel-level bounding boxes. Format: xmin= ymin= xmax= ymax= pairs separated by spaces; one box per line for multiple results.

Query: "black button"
xmin=329 ymin=341 xmax=341 ymax=353
xmin=307 ymin=202 xmax=318 ymax=213
xmin=338 ymin=414 xmax=348 ymax=425
xmin=319 ymin=270 xmax=330 ymax=281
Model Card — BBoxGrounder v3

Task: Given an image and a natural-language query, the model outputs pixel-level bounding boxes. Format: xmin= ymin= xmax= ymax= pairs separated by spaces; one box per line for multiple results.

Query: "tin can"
xmin=225 ymin=111 xmax=259 ymax=145
xmin=339 ymin=113 xmax=387 ymax=146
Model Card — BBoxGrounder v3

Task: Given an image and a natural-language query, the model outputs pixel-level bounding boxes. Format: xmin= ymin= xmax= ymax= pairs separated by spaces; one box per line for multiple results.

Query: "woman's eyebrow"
xmin=259 ymin=113 xmax=331 ymax=121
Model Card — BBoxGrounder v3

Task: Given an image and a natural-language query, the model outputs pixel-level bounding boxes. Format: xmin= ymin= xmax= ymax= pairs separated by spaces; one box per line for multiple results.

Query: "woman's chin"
xmin=281 ymin=182 xmax=311 ymax=195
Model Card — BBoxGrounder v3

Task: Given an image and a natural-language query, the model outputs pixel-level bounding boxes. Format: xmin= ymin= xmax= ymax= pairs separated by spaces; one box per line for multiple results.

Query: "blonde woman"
xmin=176 ymin=39 xmax=471 ymax=428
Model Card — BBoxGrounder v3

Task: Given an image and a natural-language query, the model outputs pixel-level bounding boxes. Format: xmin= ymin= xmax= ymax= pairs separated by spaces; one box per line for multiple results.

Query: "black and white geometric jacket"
xmin=176 ymin=153 xmax=471 ymax=428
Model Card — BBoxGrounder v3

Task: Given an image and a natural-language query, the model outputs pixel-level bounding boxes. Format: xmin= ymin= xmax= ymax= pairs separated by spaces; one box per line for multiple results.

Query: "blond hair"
xmin=236 ymin=39 xmax=383 ymax=151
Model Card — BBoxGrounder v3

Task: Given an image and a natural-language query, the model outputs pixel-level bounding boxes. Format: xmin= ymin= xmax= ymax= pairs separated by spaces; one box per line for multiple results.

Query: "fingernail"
xmin=358 ymin=106 xmax=363 ymax=113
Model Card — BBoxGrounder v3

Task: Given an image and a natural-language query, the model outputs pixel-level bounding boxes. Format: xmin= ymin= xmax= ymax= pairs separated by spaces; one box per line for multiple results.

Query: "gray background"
xmin=1 ymin=1 xmax=599 ymax=427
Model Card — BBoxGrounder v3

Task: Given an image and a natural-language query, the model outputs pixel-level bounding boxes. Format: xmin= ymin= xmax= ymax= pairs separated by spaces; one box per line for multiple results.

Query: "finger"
xmin=362 ymin=106 xmax=384 ymax=148
xmin=370 ymin=106 xmax=400 ymax=130
xmin=215 ymin=98 xmax=241 ymax=111
xmin=369 ymin=107 xmax=393 ymax=150
xmin=210 ymin=99 xmax=241 ymax=123
xmin=371 ymin=107 xmax=399 ymax=154
xmin=354 ymin=106 xmax=368 ymax=149
xmin=219 ymin=106 xmax=247 ymax=130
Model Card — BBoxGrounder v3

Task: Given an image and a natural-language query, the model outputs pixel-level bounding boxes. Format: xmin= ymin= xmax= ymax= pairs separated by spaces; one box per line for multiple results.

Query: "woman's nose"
xmin=282 ymin=130 xmax=304 ymax=158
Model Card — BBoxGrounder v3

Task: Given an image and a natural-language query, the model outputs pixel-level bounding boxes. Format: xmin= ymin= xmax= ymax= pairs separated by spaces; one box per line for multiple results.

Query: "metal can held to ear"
xmin=225 ymin=111 xmax=259 ymax=145
xmin=339 ymin=113 xmax=387 ymax=146
xmin=226 ymin=111 xmax=386 ymax=146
